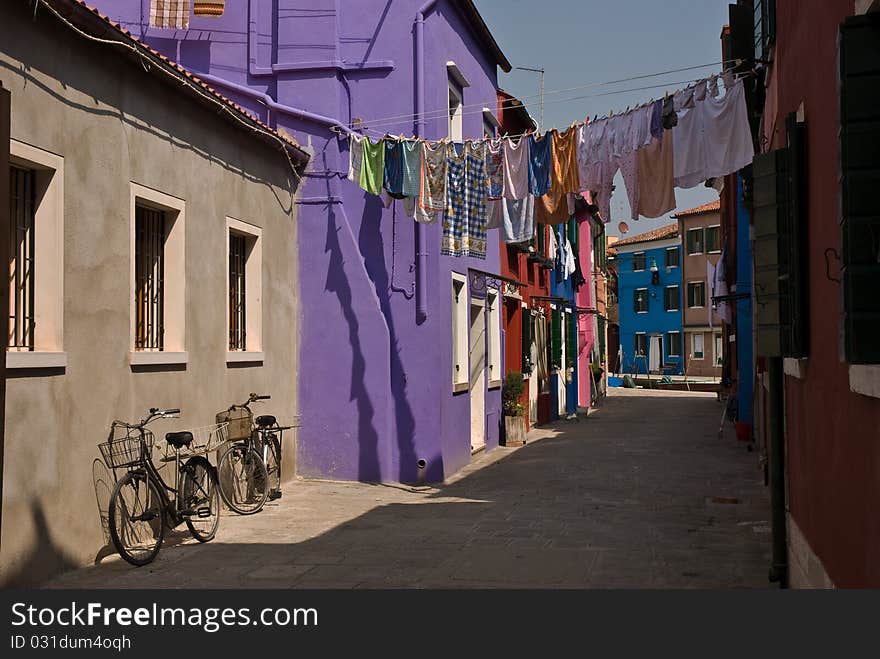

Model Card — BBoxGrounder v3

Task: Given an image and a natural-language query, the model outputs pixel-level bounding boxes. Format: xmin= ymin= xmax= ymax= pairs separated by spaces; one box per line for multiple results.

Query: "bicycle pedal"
xmin=197 ymin=508 xmax=213 ymax=518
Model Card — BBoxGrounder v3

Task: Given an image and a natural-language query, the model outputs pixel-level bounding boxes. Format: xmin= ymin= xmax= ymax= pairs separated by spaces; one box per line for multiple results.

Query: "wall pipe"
xmin=767 ymin=357 xmax=788 ymax=587
xmin=413 ymin=0 xmax=439 ymax=323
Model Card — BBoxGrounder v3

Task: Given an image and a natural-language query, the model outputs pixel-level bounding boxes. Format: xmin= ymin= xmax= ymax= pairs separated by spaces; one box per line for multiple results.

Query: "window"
xmin=448 ymin=80 xmax=463 ymax=142
xmin=487 ymin=289 xmax=501 ymax=387
xmin=706 ymin=225 xmax=721 ymax=253
xmin=482 ymin=108 xmax=499 ymax=139
xmin=550 ymin=307 xmax=563 ymax=371
xmin=715 ymin=334 xmax=724 ymax=366
xmin=452 ymin=273 xmax=468 ymax=391
xmin=668 ymin=332 xmax=681 ymax=358
xmin=634 ymin=333 xmax=647 ymax=357
xmin=664 ymin=285 xmax=680 ymax=312
xmin=521 ymin=307 xmax=533 ymax=375
xmin=686 ymin=228 xmax=705 ymax=255
xmin=7 ymin=141 xmax=65 ymax=369
xmin=687 ymin=281 xmax=706 ymax=308
xmin=754 ymin=0 xmax=776 ymax=62
xmin=664 ymin=247 xmax=679 ymax=268
xmin=692 ymin=333 xmax=705 ymax=360
xmin=129 ymin=183 xmax=185 ymax=365
xmin=632 ymin=252 xmax=646 ymax=271
xmin=134 ymin=205 xmax=166 ymax=351
xmin=634 ymin=288 xmax=648 ymax=313
xmin=9 ymin=166 xmax=35 ymax=351
xmin=566 ymin=311 xmax=577 ymax=369
xmin=226 ymin=217 xmax=263 ymax=360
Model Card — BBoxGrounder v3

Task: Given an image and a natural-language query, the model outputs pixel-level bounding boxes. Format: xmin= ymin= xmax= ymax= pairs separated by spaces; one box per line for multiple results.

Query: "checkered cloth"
xmin=193 ymin=1 xmax=225 ymax=17
xmin=150 ymin=0 xmax=191 ymax=29
xmin=441 ymin=142 xmax=488 ymax=259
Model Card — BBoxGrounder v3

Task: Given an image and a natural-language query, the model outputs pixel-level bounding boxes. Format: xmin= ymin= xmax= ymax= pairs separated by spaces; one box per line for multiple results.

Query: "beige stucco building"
xmin=1 ymin=0 xmax=307 ymax=585
xmin=675 ymin=201 xmax=723 ymax=378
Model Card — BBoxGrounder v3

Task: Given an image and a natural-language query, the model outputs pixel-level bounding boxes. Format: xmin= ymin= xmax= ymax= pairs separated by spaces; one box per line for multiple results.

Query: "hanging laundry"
xmin=499 ymin=196 xmax=535 ymax=244
xmin=384 ymin=140 xmax=407 ymax=199
xmin=150 ymin=0 xmax=191 ymax=29
xmin=673 ymin=79 xmax=754 ymax=189
xmin=400 ymin=140 xmax=421 ymax=198
xmin=441 ymin=142 xmax=488 ymax=259
xmin=417 ymin=141 xmax=447 ymax=224
xmin=564 ymin=237 xmax=576 ymax=279
xmin=637 ymin=130 xmax=676 ymax=218
xmin=485 ymin=139 xmax=505 ymax=200
xmin=661 ymin=95 xmax=678 ymax=130
xmin=503 ymin=136 xmax=530 ymax=200
xmin=572 ymin=253 xmax=587 ymax=291
xmin=348 ymin=133 xmax=364 ymax=184
xmin=630 ymin=105 xmax=653 ymax=152
xmin=536 ymin=127 xmax=580 ymax=225
xmin=547 ymin=224 xmax=558 ymax=260
xmin=357 ymin=136 xmax=385 ymax=196
xmin=650 ymin=100 xmax=664 ymax=140
xmin=528 ymin=133 xmax=553 ymax=197
xmin=193 ymin=1 xmax=224 ymax=17
xmin=707 ymin=75 xmax=720 ymax=99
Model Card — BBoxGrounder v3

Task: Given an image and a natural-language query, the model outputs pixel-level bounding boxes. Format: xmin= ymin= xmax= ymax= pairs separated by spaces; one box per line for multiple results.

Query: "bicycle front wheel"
xmin=108 ymin=471 xmax=165 ymax=566
xmin=181 ymin=456 xmax=221 ymax=542
xmin=217 ymin=443 xmax=269 ymax=515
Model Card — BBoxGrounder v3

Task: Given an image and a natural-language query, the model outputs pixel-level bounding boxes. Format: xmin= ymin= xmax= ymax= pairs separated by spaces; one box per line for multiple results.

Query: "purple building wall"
xmin=90 ymin=0 xmax=507 ymax=483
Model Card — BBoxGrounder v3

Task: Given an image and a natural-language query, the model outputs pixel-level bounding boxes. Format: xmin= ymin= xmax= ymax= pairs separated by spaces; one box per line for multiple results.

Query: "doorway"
xmin=469 ymin=300 xmax=486 ymax=452
xmin=650 ymin=335 xmax=663 ymax=374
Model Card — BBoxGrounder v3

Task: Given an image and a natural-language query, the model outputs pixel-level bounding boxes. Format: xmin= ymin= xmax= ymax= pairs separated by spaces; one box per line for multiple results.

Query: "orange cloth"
xmin=536 ymin=127 xmax=580 ymax=225
xmin=193 ymin=1 xmax=224 ymax=16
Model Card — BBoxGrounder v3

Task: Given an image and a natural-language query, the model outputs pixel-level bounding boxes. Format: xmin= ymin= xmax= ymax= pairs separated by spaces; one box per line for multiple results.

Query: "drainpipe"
xmin=413 ymin=0 xmax=439 ymax=323
xmin=767 ymin=357 xmax=788 ymax=587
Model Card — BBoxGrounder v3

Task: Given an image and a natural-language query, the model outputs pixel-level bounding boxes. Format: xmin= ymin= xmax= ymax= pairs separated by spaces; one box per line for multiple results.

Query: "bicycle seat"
xmin=256 ymin=415 xmax=276 ymax=427
xmin=165 ymin=431 xmax=194 ymax=448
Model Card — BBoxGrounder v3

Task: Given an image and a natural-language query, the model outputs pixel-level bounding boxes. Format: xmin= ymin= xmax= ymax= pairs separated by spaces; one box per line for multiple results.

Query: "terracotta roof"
xmin=673 ymin=200 xmax=721 ymax=218
xmin=40 ymin=0 xmax=309 ymax=166
xmin=613 ymin=223 xmax=679 ymax=248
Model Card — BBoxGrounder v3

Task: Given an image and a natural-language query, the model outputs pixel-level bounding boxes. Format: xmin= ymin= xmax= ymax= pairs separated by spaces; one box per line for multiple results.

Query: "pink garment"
xmin=636 ymin=130 xmax=676 ymax=218
xmin=502 ymin=136 xmax=530 ymax=199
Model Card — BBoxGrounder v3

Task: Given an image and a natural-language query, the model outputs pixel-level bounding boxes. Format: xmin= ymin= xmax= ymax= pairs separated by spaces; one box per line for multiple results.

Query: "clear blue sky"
xmin=474 ymin=0 xmax=732 ymax=237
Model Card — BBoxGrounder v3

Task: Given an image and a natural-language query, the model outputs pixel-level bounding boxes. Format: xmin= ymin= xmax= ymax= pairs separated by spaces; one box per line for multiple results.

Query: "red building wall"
xmin=769 ymin=0 xmax=880 ymax=586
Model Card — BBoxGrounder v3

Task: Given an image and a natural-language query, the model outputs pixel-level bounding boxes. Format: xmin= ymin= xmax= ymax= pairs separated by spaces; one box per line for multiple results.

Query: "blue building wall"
xmin=617 ymin=241 xmax=683 ymax=375
xmin=735 ymin=175 xmax=754 ymax=425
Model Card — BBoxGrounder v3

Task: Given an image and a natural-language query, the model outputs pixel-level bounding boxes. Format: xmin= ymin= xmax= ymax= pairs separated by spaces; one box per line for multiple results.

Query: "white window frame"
xmin=6 ymin=140 xmax=66 ymax=369
xmin=691 ymin=333 xmax=705 ymax=360
xmin=634 ymin=332 xmax=647 ymax=358
xmin=487 ymin=288 xmax=502 ymax=388
xmin=667 ymin=331 xmax=681 ymax=358
xmin=664 ymin=285 xmax=680 ymax=312
xmin=706 ymin=224 xmax=722 ymax=253
xmin=632 ymin=251 xmax=646 ymax=272
xmin=452 ymin=272 xmax=469 ymax=392
xmin=714 ymin=333 xmax=723 ymax=366
xmin=226 ymin=217 xmax=263 ymax=364
xmin=448 ymin=80 xmax=463 ymax=142
xmin=635 ymin=288 xmax=649 ymax=314
xmin=687 ymin=227 xmax=705 ymax=255
xmin=129 ymin=183 xmax=186 ymax=366
xmin=687 ymin=280 xmax=706 ymax=308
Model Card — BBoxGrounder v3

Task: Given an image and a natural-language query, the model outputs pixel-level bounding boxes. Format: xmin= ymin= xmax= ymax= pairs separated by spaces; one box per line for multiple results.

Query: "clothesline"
xmin=351 ymin=58 xmax=747 ymax=131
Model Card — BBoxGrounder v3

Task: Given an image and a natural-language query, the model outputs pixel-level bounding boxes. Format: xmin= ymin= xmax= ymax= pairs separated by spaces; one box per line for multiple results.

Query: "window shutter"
xmin=551 ymin=309 xmax=562 ymax=370
xmin=782 ymin=113 xmax=809 ymax=358
xmin=840 ymin=14 xmax=880 ymax=364
xmin=521 ymin=309 xmax=532 ymax=375
xmin=752 ymin=148 xmax=788 ymax=357
xmin=566 ymin=312 xmax=577 ymax=369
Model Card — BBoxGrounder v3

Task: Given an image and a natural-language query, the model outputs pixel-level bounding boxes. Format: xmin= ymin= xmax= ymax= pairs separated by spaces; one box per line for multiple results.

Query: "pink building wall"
xmin=576 ymin=209 xmax=595 ymax=408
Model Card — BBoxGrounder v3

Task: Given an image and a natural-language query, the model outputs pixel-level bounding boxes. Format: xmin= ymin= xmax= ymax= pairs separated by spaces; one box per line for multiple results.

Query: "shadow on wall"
xmin=91 ymin=459 xmax=117 ymax=564
xmin=2 ymin=502 xmax=79 ymax=587
xmin=357 ymin=196 xmax=424 ymax=484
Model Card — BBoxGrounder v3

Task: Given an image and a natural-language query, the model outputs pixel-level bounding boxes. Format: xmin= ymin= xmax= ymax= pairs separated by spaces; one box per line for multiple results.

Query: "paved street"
xmin=48 ymin=389 xmax=771 ymax=589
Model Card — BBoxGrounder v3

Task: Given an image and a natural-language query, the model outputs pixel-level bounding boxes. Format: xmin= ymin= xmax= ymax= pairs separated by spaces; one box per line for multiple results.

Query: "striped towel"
xmin=193 ymin=1 xmax=225 ymax=17
xmin=150 ymin=0 xmax=190 ymax=29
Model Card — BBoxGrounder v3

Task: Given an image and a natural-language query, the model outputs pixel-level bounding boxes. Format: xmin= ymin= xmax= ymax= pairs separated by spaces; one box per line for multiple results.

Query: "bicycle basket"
xmin=98 ymin=426 xmax=155 ymax=469
xmin=161 ymin=422 xmax=230 ymax=460
xmin=216 ymin=408 xmax=252 ymax=442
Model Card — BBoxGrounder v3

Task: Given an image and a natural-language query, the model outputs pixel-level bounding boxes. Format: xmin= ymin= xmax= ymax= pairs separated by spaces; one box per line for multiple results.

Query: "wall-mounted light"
xmin=650 ymin=258 xmax=660 ymax=286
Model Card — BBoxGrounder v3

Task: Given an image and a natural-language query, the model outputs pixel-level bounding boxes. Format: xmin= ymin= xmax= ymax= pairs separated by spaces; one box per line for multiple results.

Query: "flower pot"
xmin=503 ymin=415 xmax=527 ymax=446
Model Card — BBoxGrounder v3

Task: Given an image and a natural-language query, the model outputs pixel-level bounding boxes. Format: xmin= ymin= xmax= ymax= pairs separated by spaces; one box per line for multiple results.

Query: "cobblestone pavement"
xmin=48 ymin=389 xmax=772 ymax=589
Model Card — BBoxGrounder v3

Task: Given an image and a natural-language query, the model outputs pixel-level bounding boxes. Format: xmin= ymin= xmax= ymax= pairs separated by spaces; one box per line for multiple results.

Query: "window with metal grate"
xmin=9 ymin=165 xmax=35 ymax=350
xmin=134 ymin=205 xmax=165 ymax=351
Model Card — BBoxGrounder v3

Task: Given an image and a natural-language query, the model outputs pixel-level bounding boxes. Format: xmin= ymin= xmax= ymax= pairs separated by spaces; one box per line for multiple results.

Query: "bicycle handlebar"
xmin=250 ymin=393 xmax=271 ymax=401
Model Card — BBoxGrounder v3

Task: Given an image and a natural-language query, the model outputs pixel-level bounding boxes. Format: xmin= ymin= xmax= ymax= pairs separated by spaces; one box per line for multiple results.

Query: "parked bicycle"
xmin=98 ymin=408 xmax=228 ymax=566
xmin=216 ymin=394 xmax=299 ymax=515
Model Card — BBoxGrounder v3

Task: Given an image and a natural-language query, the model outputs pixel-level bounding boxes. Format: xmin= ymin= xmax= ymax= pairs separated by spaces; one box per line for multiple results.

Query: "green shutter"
xmin=521 ymin=309 xmax=532 ymax=375
xmin=840 ymin=15 xmax=880 ymax=363
xmin=598 ymin=315 xmax=606 ymax=363
xmin=752 ymin=148 xmax=788 ymax=357
xmin=566 ymin=312 xmax=577 ymax=369
xmin=781 ymin=113 xmax=809 ymax=358
xmin=551 ymin=309 xmax=562 ymax=370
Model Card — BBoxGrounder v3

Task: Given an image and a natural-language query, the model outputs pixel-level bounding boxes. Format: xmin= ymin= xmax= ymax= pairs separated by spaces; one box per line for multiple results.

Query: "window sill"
xmin=784 ymin=357 xmax=808 ymax=380
xmin=129 ymin=351 xmax=188 ymax=366
xmin=226 ymin=351 xmax=264 ymax=364
xmin=849 ymin=365 xmax=880 ymax=399
xmin=453 ymin=381 xmax=469 ymax=394
xmin=488 ymin=379 xmax=502 ymax=390
xmin=6 ymin=351 xmax=67 ymax=369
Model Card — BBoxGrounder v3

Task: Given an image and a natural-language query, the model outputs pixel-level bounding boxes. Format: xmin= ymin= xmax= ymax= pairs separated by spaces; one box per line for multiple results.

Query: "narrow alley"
xmin=48 ymin=389 xmax=771 ymax=589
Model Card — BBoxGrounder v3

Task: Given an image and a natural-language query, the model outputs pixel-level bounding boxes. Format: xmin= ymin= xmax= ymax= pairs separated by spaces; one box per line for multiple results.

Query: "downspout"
xmin=767 ymin=357 xmax=788 ymax=587
xmin=414 ymin=0 xmax=439 ymax=323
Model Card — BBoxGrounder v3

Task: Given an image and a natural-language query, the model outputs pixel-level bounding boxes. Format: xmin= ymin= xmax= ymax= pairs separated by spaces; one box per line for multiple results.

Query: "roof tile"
xmin=613 ymin=223 xmax=679 ymax=248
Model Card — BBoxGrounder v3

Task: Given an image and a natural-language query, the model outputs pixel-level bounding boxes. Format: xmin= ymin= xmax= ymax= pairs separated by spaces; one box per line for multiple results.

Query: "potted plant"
xmin=502 ymin=372 xmax=527 ymax=446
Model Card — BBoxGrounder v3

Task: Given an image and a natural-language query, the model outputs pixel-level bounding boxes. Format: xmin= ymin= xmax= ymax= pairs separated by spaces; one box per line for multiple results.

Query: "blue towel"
xmin=528 ymin=133 xmax=553 ymax=196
